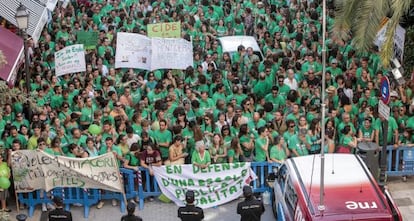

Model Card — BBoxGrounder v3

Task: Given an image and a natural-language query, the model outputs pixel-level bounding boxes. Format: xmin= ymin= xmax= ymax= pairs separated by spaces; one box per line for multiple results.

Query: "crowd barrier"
xmin=18 ymin=168 xmax=136 ymax=218
xmin=386 ymin=145 xmax=414 ymax=178
xmin=18 ymin=163 xmax=280 ymax=217
xmin=18 ymin=151 xmax=413 ymax=218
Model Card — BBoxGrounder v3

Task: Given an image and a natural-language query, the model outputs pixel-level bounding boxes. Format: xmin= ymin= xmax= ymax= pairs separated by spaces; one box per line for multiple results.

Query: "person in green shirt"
xmin=338 ymin=125 xmax=358 ymax=153
xmin=269 ymin=136 xmax=289 ymax=164
xmin=358 ymin=118 xmax=375 ymax=143
xmin=152 ymin=119 xmax=172 ymax=161
xmin=191 ymin=141 xmax=211 ymax=169
xmin=288 ymin=127 xmax=310 ymax=157
xmin=123 ymin=143 xmax=140 ymax=171
xmin=227 ymin=137 xmax=243 ymax=163
xmin=66 ymin=143 xmax=89 ymax=158
xmin=254 ymin=126 xmax=270 ymax=162
xmin=374 ymin=116 xmax=399 ymax=146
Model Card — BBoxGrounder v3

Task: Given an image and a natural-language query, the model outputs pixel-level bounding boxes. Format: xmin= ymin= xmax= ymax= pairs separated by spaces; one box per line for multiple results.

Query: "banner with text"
xmin=151 ymin=37 xmax=194 ymax=70
xmin=152 ymin=162 xmax=256 ymax=209
xmin=115 ymin=32 xmax=192 ymax=71
xmin=11 ymin=150 xmax=123 ymax=193
xmin=147 ymin=22 xmax=181 ymax=38
xmin=55 ymin=44 xmax=86 ymax=76
xmin=115 ymin=32 xmax=152 ymax=70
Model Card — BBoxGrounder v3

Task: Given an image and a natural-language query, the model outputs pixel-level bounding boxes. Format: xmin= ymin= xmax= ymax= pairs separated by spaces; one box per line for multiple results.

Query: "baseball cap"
xmin=186 ymin=190 xmax=195 ymax=203
xmin=331 ymin=59 xmax=338 ymax=64
xmin=243 ymin=185 xmax=253 ymax=197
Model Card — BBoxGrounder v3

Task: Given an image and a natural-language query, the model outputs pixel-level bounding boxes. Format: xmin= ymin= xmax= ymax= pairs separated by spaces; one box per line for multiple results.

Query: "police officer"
xmin=178 ymin=190 xmax=204 ymax=221
xmin=121 ymin=202 xmax=143 ymax=221
xmin=237 ymin=185 xmax=265 ymax=221
xmin=48 ymin=197 xmax=72 ymax=221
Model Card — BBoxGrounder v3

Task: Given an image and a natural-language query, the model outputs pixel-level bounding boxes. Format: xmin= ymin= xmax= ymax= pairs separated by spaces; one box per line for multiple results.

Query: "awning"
xmin=0 ymin=26 xmax=24 ymax=86
xmin=0 ymin=0 xmax=49 ymax=44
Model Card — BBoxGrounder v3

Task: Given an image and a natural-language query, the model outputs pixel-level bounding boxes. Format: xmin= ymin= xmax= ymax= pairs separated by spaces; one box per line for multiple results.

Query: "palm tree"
xmin=333 ymin=0 xmax=412 ymax=67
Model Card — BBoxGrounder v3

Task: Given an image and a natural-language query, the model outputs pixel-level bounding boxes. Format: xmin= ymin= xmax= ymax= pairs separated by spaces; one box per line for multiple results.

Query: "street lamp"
xmin=15 ymin=3 xmax=30 ymax=94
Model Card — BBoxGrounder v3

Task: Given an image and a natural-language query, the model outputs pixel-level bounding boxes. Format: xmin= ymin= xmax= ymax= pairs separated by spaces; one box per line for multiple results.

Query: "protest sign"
xmin=115 ymin=32 xmax=152 ymax=70
xmin=76 ymin=31 xmax=99 ymax=50
xmin=54 ymin=44 xmax=86 ymax=76
xmin=10 ymin=150 xmax=123 ymax=193
xmin=147 ymin=22 xmax=181 ymax=38
xmin=152 ymin=162 xmax=256 ymax=209
xmin=374 ymin=18 xmax=406 ymax=63
xmin=151 ymin=37 xmax=193 ymax=70
xmin=115 ymin=32 xmax=193 ymax=71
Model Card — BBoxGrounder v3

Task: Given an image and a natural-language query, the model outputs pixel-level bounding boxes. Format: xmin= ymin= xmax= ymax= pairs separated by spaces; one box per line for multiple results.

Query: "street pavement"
xmin=4 ymin=177 xmax=414 ymax=221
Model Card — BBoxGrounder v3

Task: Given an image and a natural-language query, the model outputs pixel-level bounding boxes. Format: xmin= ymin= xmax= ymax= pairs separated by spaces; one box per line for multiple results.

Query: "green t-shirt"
xmin=191 ymin=150 xmax=211 ymax=165
xmin=125 ymin=152 xmax=139 ymax=167
xmin=254 ymin=137 xmax=267 ymax=162
xmin=227 ymin=149 xmax=240 ymax=163
xmin=152 ymin=129 xmax=172 ymax=158
xmin=270 ymin=145 xmax=286 ymax=162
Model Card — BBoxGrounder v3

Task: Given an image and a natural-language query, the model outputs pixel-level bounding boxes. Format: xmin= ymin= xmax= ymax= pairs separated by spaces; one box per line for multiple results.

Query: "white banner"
xmin=152 ymin=162 xmax=256 ymax=209
xmin=374 ymin=20 xmax=406 ymax=63
xmin=115 ymin=32 xmax=151 ymax=70
xmin=11 ymin=150 xmax=123 ymax=193
xmin=151 ymin=37 xmax=193 ymax=70
xmin=115 ymin=32 xmax=193 ymax=71
xmin=54 ymin=44 xmax=86 ymax=76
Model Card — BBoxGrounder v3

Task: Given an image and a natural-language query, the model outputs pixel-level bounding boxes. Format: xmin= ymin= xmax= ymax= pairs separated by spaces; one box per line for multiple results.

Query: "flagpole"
xmin=318 ymin=0 xmax=327 ymax=216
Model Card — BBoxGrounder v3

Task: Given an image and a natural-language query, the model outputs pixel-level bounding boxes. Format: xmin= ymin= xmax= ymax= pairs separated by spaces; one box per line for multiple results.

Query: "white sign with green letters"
xmin=152 ymin=162 xmax=257 ymax=209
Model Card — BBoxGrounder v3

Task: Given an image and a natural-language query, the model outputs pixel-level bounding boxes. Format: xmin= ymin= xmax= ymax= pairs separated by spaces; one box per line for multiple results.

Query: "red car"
xmin=273 ymin=154 xmax=402 ymax=221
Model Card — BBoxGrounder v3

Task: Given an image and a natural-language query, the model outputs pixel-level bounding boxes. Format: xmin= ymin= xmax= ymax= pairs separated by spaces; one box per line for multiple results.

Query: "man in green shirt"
xmin=152 ymin=119 xmax=172 ymax=161
xmin=6 ymin=126 xmax=27 ymax=149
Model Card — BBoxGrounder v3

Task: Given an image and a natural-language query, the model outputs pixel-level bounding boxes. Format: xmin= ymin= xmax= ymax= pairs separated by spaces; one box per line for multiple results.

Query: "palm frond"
xmin=332 ymin=0 xmax=361 ymax=41
xmin=380 ymin=0 xmax=412 ymax=67
xmin=351 ymin=0 xmax=389 ymax=53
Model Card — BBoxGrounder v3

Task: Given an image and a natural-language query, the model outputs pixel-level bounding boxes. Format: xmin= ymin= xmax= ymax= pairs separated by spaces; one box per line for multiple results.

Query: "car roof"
xmin=218 ymin=36 xmax=262 ymax=54
xmin=287 ymin=154 xmax=392 ymax=219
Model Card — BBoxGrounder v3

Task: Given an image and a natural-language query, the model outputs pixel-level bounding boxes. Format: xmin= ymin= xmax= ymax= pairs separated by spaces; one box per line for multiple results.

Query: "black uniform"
xmin=48 ymin=208 xmax=72 ymax=221
xmin=178 ymin=204 xmax=204 ymax=221
xmin=120 ymin=214 xmax=143 ymax=221
xmin=237 ymin=197 xmax=265 ymax=221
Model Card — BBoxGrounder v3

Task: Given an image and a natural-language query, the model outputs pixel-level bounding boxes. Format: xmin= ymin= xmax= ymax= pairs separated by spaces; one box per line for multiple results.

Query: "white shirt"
xmin=284 ymin=78 xmax=298 ymax=91
xmin=126 ymin=134 xmax=141 ymax=148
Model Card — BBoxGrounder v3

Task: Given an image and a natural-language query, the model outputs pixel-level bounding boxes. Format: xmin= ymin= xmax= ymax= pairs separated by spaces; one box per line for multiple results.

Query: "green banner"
xmin=76 ymin=31 xmax=99 ymax=50
xmin=147 ymin=22 xmax=181 ymax=38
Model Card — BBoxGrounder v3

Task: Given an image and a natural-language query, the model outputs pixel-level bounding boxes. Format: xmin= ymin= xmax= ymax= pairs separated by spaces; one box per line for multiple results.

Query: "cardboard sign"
xmin=76 ymin=31 xmax=99 ymax=50
xmin=147 ymin=22 xmax=181 ymax=38
xmin=55 ymin=44 xmax=86 ymax=76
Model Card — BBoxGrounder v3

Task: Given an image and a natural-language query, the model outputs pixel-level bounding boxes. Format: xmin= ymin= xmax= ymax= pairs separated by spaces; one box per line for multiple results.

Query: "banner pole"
xmin=15 ymin=191 xmax=20 ymax=213
xmin=119 ymin=169 xmax=128 ymax=209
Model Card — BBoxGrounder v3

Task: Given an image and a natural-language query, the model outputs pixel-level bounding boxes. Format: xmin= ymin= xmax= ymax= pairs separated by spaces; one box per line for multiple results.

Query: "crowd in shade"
xmin=1 ymin=0 xmax=414 ymax=185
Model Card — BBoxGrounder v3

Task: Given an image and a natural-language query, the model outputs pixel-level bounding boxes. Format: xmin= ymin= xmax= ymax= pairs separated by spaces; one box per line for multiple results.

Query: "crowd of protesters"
xmin=1 ymin=0 xmax=414 ymax=209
